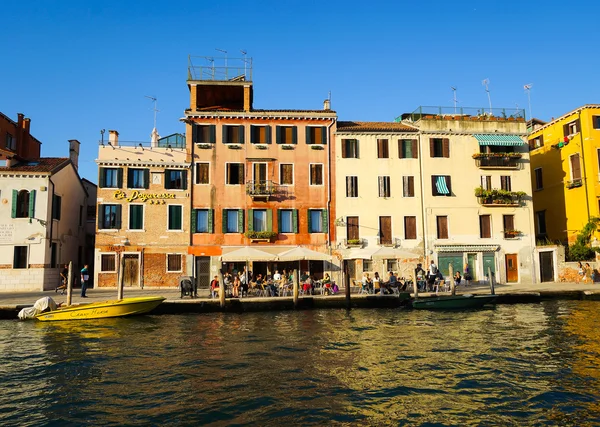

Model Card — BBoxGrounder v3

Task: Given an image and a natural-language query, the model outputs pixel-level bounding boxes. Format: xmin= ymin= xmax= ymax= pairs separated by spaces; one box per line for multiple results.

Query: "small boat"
xmin=35 ymin=296 xmax=166 ymax=322
xmin=411 ymin=294 xmax=496 ymax=310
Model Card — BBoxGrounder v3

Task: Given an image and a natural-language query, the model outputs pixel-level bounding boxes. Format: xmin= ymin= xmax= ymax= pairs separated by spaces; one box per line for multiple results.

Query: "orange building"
xmin=0 ymin=112 xmax=41 ymax=162
xmin=185 ymin=57 xmax=337 ymax=287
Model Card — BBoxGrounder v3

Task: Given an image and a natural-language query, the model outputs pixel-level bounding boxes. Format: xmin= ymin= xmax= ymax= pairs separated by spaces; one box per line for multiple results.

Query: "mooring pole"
xmin=117 ymin=256 xmax=125 ymax=300
xmin=66 ymin=261 xmax=73 ymax=306
xmin=488 ymin=267 xmax=495 ymax=295
xmin=449 ymin=263 xmax=455 ymax=295
xmin=293 ymin=269 xmax=299 ymax=308
xmin=218 ymin=270 xmax=225 ymax=308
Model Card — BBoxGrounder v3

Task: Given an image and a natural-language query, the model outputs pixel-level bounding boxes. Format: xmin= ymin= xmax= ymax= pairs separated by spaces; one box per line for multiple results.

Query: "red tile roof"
xmin=0 ymin=157 xmax=70 ymax=173
xmin=337 ymin=121 xmax=417 ymax=132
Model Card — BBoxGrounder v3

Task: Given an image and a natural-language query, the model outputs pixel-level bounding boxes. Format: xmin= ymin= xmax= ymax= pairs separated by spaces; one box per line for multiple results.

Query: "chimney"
xmin=23 ymin=118 xmax=31 ymax=135
xmin=108 ymin=130 xmax=119 ymax=146
xmin=17 ymin=113 xmax=24 ymax=128
xmin=69 ymin=139 xmax=80 ymax=169
xmin=323 ymin=99 xmax=331 ymax=111
xmin=243 ymin=84 xmax=253 ymax=112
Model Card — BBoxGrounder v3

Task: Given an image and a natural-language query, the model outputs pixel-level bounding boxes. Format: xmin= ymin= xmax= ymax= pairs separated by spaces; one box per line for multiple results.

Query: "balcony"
xmin=473 ymin=153 xmax=522 ymax=169
xmin=566 ymin=179 xmax=583 ymax=189
xmin=343 ymin=238 xmax=366 ymax=248
xmin=377 ymin=237 xmax=401 ymax=247
xmin=246 ymin=180 xmax=281 ymax=201
xmin=475 ymin=187 xmax=526 ymax=207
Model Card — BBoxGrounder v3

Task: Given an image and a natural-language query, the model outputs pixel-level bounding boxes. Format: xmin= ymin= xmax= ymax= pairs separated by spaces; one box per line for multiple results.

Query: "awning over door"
xmin=474 ymin=134 xmax=525 ymax=146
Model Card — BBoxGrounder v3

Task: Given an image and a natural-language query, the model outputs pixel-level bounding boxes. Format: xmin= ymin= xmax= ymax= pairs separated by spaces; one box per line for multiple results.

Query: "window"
xmin=310 ymin=164 xmax=323 ymax=186
xmin=192 ymin=124 xmax=216 ymax=144
xmin=564 ymin=119 xmax=580 ymax=137
xmin=99 ymin=204 xmax=121 ymax=229
xmin=100 ymin=254 xmax=116 ymax=272
xmin=167 ymin=254 xmax=182 ymax=272
xmin=306 ymin=126 xmax=326 ymax=144
xmin=11 ymin=189 xmax=31 ymax=218
xmin=399 ymin=139 xmax=418 ymax=159
xmin=100 ymin=167 xmax=122 ymax=188
xmin=278 ymin=209 xmax=297 ymax=233
xmin=430 ymin=138 xmax=449 ymax=158
xmin=165 ymin=170 xmax=186 ymax=190
xmin=536 ymin=211 xmax=547 ymax=236
xmin=195 ymin=209 xmax=212 ymax=233
xmin=403 ymin=176 xmax=414 ymax=197
xmin=168 ymin=205 xmax=183 ymax=231
xmin=500 ymin=176 xmax=512 ymax=191
xmin=222 ymin=125 xmax=244 ymax=144
xmin=386 ymin=259 xmax=398 ymax=273
xmin=309 ymin=209 xmax=327 ymax=233
xmin=195 ymin=163 xmax=209 ymax=184
xmin=347 ymin=216 xmax=359 ymax=240
xmin=276 ymin=126 xmax=297 ymax=144
xmin=253 ymin=209 xmax=268 ymax=232
xmin=223 ymin=209 xmax=242 ymax=233
xmin=378 ymin=176 xmax=391 ymax=198
xmin=280 ymin=164 xmax=294 ymax=186
xmin=341 ymin=139 xmax=359 ymax=158
xmin=432 ymin=175 xmax=452 ymax=196
xmin=479 ymin=215 xmax=491 ymax=238
xmin=503 ymin=215 xmax=515 ymax=233
xmin=79 ymin=205 xmax=83 ymax=226
xmin=5 ymin=133 xmax=16 ymax=151
xmin=404 ymin=216 xmax=417 ymax=240
xmin=570 ymin=153 xmax=582 ymax=181
xmin=51 ymin=242 xmax=58 ymax=268
xmin=13 ymin=246 xmax=27 ymax=269
xmin=346 ymin=176 xmax=358 ymax=197
xmin=377 ymin=139 xmax=389 ymax=158
xmin=481 ymin=175 xmax=492 ymax=190
xmin=436 ymin=216 xmax=448 ymax=239
xmin=128 ymin=168 xmax=149 ymax=189
xmin=363 ymin=260 xmax=373 ymax=272
xmin=226 ymin=163 xmax=245 ymax=185
xmin=534 ymin=168 xmax=543 ymax=190
xmin=379 ymin=216 xmax=392 ymax=245
xmin=87 ymin=205 xmax=96 ymax=222
xmin=529 ymin=135 xmax=544 ymax=150
xmin=594 ymin=116 xmax=600 ymax=130
xmin=129 ymin=205 xmax=144 ymax=230
xmin=52 ymin=195 xmax=61 ymax=220
xmin=250 ymin=125 xmax=271 ymax=144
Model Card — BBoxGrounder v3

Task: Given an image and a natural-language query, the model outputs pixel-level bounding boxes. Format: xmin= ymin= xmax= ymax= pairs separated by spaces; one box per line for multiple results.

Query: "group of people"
xmin=411 ymin=260 xmax=474 ymax=292
xmin=576 ymin=261 xmax=596 ymax=284
xmin=360 ymin=271 xmax=402 ymax=294
xmin=55 ymin=263 xmax=90 ymax=297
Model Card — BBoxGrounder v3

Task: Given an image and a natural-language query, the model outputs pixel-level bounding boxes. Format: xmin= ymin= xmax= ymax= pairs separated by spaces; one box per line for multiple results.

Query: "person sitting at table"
xmin=239 ymin=271 xmax=249 ymax=297
xmin=373 ymin=272 xmax=382 ymax=295
xmin=322 ymin=273 xmax=332 ymax=295
xmin=210 ymin=275 xmax=220 ymax=298
xmin=362 ymin=273 xmax=372 ymax=294
xmin=300 ymin=271 xmax=309 ymax=282
xmin=302 ymin=274 xmax=313 ymax=295
xmin=273 ymin=270 xmax=282 ymax=285
xmin=232 ymin=275 xmax=241 ymax=298
xmin=454 ymin=271 xmax=462 ymax=288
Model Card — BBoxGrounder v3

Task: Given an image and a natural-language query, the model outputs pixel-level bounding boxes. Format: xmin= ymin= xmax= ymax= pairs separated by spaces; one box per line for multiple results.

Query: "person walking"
xmin=584 ymin=263 xmax=593 ymax=284
xmin=56 ymin=264 xmax=69 ymax=294
xmin=577 ymin=261 xmax=584 ymax=284
xmin=464 ymin=263 xmax=471 ymax=287
xmin=80 ymin=264 xmax=90 ymax=298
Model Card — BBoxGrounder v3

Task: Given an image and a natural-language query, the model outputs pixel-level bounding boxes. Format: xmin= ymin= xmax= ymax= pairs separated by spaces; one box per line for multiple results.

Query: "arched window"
xmin=16 ymin=190 xmax=30 ymax=218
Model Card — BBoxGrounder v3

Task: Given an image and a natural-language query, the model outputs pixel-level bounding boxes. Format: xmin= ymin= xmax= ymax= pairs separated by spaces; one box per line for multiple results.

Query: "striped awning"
xmin=435 ymin=176 xmax=450 ymax=195
xmin=474 ymin=134 xmax=525 ymax=146
xmin=435 ymin=244 xmax=500 ymax=253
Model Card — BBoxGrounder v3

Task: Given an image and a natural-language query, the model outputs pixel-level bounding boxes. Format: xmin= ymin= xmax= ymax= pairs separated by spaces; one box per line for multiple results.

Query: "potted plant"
xmin=244 ymin=231 xmax=278 ymax=242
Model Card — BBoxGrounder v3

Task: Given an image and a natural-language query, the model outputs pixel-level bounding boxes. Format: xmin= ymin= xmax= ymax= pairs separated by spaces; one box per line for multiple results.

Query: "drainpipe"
xmin=417 ymin=132 xmax=428 ymax=263
xmin=578 ymin=112 xmax=591 ymax=221
xmin=326 ymin=117 xmax=336 ymax=251
xmin=48 ymin=177 xmax=55 ymax=248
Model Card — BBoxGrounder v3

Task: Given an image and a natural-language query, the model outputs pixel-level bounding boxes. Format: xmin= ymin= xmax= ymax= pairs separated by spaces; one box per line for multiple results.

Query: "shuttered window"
xmin=168 ymin=205 xmax=183 ymax=231
xmin=503 ymin=215 xmax=515 ymax=233
xmin=432 ymin=175 xmax=452 ymax=196
xmin=570 ymin=154 xmax=582 ymax=180
xmin=500 ymin=176 xmax=512 ymax=191
xmin=346 ymin=216 xmax=359 ymax=240
xmin=165 ymin=170 xmax=187 ymax=190
xmin=222 ymin=125 xmax=245 ymax=144
xmin=278 ymin=209 xmax=297 ymax=233
xmin=167 ymin=254 xmax=182 ymax=272
xmin=402 ymin=176 xmax=414 ymax=197
xmin=399 ymin=139 xmax=418 ymax=159
xmin=276 ymin=126 xmax=297 ymax=144
xmin=379 ymin=216 xmax=392 ymax=245
xmin=342 ymin=139 xmax=359 ymax=158
xmin=479 ymin=215 xmax=491 ymax=238
xmin=377 ymin=139 xmax=389 ymax=158
xmin=404 ymin=216 xmax=417 ymax=240
xmin=306 ymin=126 xmax=327 ymax=144
xmin=193 ymin=124 xmax=216 ymax=143
xmin=346 ymin=176 xmax=358 ymax=197
xmin=310 ymin=164 xmax=323 ymax=185
xmin=280 ymin=164 xmax=294 ymax=185
xmin=534 ymin=168 xmax=543 ymax=190
xmin=194 ymin=209 xmax=213 ymax=233
xmin=563 ymin=120 xmax=580 ymax=137
xmin=481 ymin=175 xmax=492 ymax=190
xmin=223 ymin=209 xmax=241 ymax=233
xmin=430 ymin=138 xmax=449 ymax=158
xmin=129 ymin=205 xmax=144 ymax=230
xmin=378 ymin=176 xmax=391 ymax=197
xmin=128 ymin=168 xmax=149 ymax=189
xmin=250 ymin=125 xmax=271 ymax=144
xmin=98 ymin=204 xmax=121 ymax=230
xmin=195 ymin=163 xmax=209 ymax=184
xmin=99 ymin=167 xmax=122 ymax=188
xmin=436 ymin=216 xmax=448 ymax=239
xmin=226 ymin=163 xmax=245 ymax=185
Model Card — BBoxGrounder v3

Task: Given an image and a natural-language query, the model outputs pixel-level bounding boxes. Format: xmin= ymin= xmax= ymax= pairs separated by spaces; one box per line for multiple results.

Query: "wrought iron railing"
xmin=474 ymin=154 xmax=521 ymax=168
xmin=397 ymin=106 xmax=526 ymax=123
xmin=246 ymin=180 xmax=279 ymax=196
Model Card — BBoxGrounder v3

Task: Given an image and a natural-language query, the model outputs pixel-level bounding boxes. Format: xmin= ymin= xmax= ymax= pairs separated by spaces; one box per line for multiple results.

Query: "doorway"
xmin=505 ymin=254 xmax=518 ymax=283
xmin=539 ymin=251 xmax=554 ymax=282
xmin=195 ymin=256 xmax=211 ymax=289
xmin=123 ymin=254 xmax=139 ymax=287
xmin=467 ymin=253 xmax=477 ymax=281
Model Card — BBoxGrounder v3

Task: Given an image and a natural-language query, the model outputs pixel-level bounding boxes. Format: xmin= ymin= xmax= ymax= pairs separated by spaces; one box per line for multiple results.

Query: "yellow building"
xmin=528 ymin=105 xmax=600 ymax=244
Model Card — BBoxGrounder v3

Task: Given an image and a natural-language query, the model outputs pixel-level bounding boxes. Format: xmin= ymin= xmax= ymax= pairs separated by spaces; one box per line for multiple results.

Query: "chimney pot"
xmin=68 ymin=139 xmax=80 ymax=170
xmin=323 ymin=99 xmax=331 ymax=111
xmin=108 ymin=130 xmax=119 ymax=146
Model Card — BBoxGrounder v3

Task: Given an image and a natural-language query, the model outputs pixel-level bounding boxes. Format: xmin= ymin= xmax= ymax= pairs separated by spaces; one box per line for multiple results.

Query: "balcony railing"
xmin=343 ymin=238 xmax=365 ymax=248
xmin=475 ymin=187 xmax=526 ymax=207
xmin=377 ymin=237 xmax=401 ymax=247
xmin=246 ymin=180 xmax=280 ymax=201
xmin=473 ymin=153 xmax=521 ymax=169
xmin=397 ymin=106 xmax=526 ymax=123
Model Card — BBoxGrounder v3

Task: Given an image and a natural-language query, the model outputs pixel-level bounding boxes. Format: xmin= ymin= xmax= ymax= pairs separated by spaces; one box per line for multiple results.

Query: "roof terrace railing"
xmin=188 ymin=55 xmax=253 ymax=82
xmin=397 ymin=106 xmax=526 ymax=123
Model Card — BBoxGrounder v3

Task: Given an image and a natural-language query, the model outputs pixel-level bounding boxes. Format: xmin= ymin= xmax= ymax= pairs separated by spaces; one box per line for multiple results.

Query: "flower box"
xmin=310 ymin=145 xmax=325 ymax=150
xmin=254 ymin=144 xmax=268 ymax=150
xmin=227 ymin=144 xmax=243 ymax=150
xmin=281 ymin=144 xmax=295 ymax=150
xmin=197 ymin=143 xmax=214 ymax=149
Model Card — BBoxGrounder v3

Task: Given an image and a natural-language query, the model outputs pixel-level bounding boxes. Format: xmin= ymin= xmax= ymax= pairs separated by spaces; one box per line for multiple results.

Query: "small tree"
xmin=567 ymin=217 xmax=600 ymax=261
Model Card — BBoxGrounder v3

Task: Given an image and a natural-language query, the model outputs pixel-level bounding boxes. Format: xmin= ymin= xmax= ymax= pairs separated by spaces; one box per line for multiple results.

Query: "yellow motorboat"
xmin=35 ymin=296 xmax=166 ymax=322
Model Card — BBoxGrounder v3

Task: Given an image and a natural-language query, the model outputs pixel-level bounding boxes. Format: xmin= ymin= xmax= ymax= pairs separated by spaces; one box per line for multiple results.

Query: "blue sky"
xmin=2 ymin=0 xmax=599 ymax=183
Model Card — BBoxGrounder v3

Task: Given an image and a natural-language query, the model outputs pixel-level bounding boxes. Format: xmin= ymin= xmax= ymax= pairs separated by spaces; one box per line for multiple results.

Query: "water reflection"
xmin=1 ymin=302 xmax=600 ymax=426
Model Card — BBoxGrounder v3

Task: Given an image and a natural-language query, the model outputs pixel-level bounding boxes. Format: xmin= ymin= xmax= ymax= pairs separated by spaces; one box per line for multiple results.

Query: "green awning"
xmin=474 ymin=134 xmax=525 ymax=146
xmin=435 ymin=244 xmax=499 ymax=253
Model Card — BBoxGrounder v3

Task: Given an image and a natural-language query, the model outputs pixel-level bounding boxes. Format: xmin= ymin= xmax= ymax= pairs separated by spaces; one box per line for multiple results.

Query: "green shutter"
xmin=164 ymin=170 xmax=170 ymax=189
xmin=238 ymin=125 xmax=245 ymax=144
xmin=321 ymin=126 xmax=327 ymax=145
xmin=99 ymin=168 xmax=105 ymax=188
xmin=322 ymin=209 xmax=328 ymax=233
xmin=292 ymin=126 xmax=298 ymax=144
xmin=208 ymin=209 xmax=214 ymax=233
xmin=307 ymin=210 xmax=312 ymax=233
xmin=144 ymin=169 xmax=150 ymax=189
xmin=29 ymin=189 xmax=36 ymax=220
xmin=277 ymin=209 xmax=282 ymax=233
xmin=292 ymin=209 xmax=298 ymax=233
xmin=267 ymin=209 xmax=273 ymax=232
xmin=115 ymin=205 xmax=122 ymax=229
xmin=275 ymin=126 xmax=282 ymax=144
xmin=98 ymin=205 xmax=104 ymax=229
xmin=209 ymin=125 xmax=216 ymax=143
xmin=238 ymin=209 xmax=244 ymax=233
xmin=191 ymin=209 xmax=197 ymax=233
xmin=176 ymin=206 xmax=182 ymax=230
xmin=248 ymin=209 xmax=254 ymax=232
xmin=117 ymin=168 xmax=123 ymax=188
xmin=11 ymin=189 xmax=17 ymax=218
xmin=222 ymin=209 xmax=228 ymax=233
xmin=182 ymin=171 xmax=188 ymax=190
xmin=127 ymin=168 xmax=132 ymax=187
xmin=306 ymin=128 xmax=312 ymax=145
xmin=265 ymin=126 xmax=271 ymax=144
xmin=222 ymin=125 xmax=227 ymax=143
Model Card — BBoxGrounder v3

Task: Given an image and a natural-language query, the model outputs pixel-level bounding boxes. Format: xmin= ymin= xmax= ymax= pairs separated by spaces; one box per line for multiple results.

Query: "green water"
xmin=1 ymin=301 xmax=600 ymax=426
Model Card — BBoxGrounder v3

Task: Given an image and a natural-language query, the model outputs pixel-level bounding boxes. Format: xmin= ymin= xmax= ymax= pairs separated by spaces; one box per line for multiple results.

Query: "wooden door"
xmin=467 ymin=254 xmax=477 ymax=281
xmin=253 ymin=163 xmax=267 ymax=183
xmin=123 ymin=254 xmax=139 ymax=287
xmin=379 ymin=216 xmax=392 ymax=245
xmin=195 ymin=256 xmax=211 ymax=289
xmin=539 ymin=251 xmax=554 ymax=282
xmin=505 ymin=254 xmax=518 ymax=283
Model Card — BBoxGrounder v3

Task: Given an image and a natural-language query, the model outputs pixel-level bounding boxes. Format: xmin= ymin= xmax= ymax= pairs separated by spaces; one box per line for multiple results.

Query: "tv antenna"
xmin=216 ymin=48 xmax=227 ymax=70
xmin=524 ymin=84 xmax=533 ymax=119
xmin=451 ymin=86 xmax=458 ymax=113
xmin=482 ymin=79 xmax=492 ymax=114
xmin=145 ymin=96 xmax=159 ymax=129
xmin=240 ymin=49 xmax=247 ymax=76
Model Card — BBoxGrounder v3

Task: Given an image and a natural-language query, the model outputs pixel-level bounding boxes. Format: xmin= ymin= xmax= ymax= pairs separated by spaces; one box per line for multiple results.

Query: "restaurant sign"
xmin=114 ymin=190 xmax=176 ymax=204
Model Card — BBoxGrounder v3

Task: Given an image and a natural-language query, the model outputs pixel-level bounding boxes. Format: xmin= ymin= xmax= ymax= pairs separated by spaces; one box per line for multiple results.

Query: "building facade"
xmin=185 ymin=57 xmax=337 ymax=287
xmin=528 ymin=105 xmax=600 ymax=244
xmin=94 ymin=130 xmax=191 ymax=288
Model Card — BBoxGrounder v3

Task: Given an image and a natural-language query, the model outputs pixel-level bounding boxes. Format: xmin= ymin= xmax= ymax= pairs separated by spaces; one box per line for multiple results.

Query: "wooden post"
xmin=66 ymin=261 xmax=73 ymax=306
xmin=293 ymin=269 xmax=299 ymax=308
xmin=118 ymin=256 xmax=125 ymax=300
xmin=488 ymin=267 xmax=495 ymax=295
xmin=449 ymin=263 xmax=455 ymax=295
xmin=413 ymin=277 xmax=419 ymax=298
xmin=345 ymin=265 xmax=351 ymax=310
xmin=218 ymin=270 xmax=225 ymax=308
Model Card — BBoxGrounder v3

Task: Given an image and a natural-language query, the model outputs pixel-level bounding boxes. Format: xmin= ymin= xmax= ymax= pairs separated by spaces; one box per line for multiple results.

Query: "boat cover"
xmin=18 ymin=297 xmax=58 ymax=320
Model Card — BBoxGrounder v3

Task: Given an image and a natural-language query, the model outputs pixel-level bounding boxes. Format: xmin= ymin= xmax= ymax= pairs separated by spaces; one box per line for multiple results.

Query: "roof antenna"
xmin=100 ymin=129 xmax=105 ymax=146
xmin=524 ymin=84 xmax=533 ymax=120
xmin=482 ymin=79 xmax=492 ymax=114
xmin=216 ymin=48 xmax=227 ymax=77
xmin=145 ymin=96 xmax=159 ymax=130
xmin=451 ymin=86 xmax=458 ymax=114
xmin=240 ymin=49 xmax=247 ymax=77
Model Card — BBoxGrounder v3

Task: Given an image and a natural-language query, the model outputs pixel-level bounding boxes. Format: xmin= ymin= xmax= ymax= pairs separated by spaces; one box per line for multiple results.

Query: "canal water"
xmin=1 ymin=301 xmax=600 ymax=426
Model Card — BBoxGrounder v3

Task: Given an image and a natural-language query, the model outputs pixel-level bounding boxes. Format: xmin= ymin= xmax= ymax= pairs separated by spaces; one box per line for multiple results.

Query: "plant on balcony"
xmin=475 ymin=187 xmax=526 ymax=204
xmin=472 ymin=152 xmax=523 ymax=159
xmin=310 ymin=145 xmax=325 ymax=150
xmin=281 ymin=144 xmax=295 ymax=150
xmin=244 ymin=231 xmax=278 ymax=240
xmin=504 ymin=229 xmax=522 ymax=238
xmin=347 ymin=239 xmax=362 ymax=246
xmin=197 ymin=143 xmax=213 ymax=149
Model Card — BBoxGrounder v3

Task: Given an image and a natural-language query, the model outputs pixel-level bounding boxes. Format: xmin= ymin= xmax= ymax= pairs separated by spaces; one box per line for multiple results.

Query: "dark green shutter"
xmin=29 ymin=190 xmax=36 ymax=220
xmin=292 ymin=209 xmax=298 ymax=233
xmin=265 ymin=126 xmax=271 ymax=144
xmin=99 ymin=167 xmax=105 ymax=187
xmin=292 ymin=126 xmax=298 ymax=144
xmin=182 ymin=171 xmax=188 ymax=190
xmin=238 ymin=125 xmax=245 ymax=144
xmin=116 ymin=168 xmax=123 ymax=188
xmin=209 ymin=125 xmax=216 ymax=143
xmin=144 ymin=169 xmax=150 ymax=189
xmin=222 ymin=209 xmax=228 ymax=233
xmin=321 ymin=126 xmax=327 ymax=144
xmin=222 ymin=125 xmax=227 ymax=143
xmin=127 ymin=168 xmax=133 ymax=188
xmin=275 ymin=126 xmax=282 ymax=144
xmin=11 ymin=189 xmax=17 ymax=218
xmin=191 ymin=209 xmax=197 ymax=233
xmin=307 ymin=210 xmax=312 ymax=233
xmin=306 ymin=128 xmax=312 ymax=145
xmin=176 ymin=206 xmax=182 ymax=230
xmin=192 ymin=125 xmax=199 ymax=143
xmin=238 ymin=209 xmax=244 ymax=233
xmin=115 ymin=205 xmax=122 ymax=229
xmin=277 ymin=209 xmax=282 ymax=233
xmin=248 ymin=209 xmax=254 ymax=231
xmin=208 ymin=209 xmax=214 ymax=233
xmin=267 ymin=209 xmax=273 ymax=232
xmin=322 ymin=209 xmax=328 ymax=233
xmin=164 ymin=171 xmax=170 ymax=189
xmin=98 ymin=206 xmax=105 ymax=229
